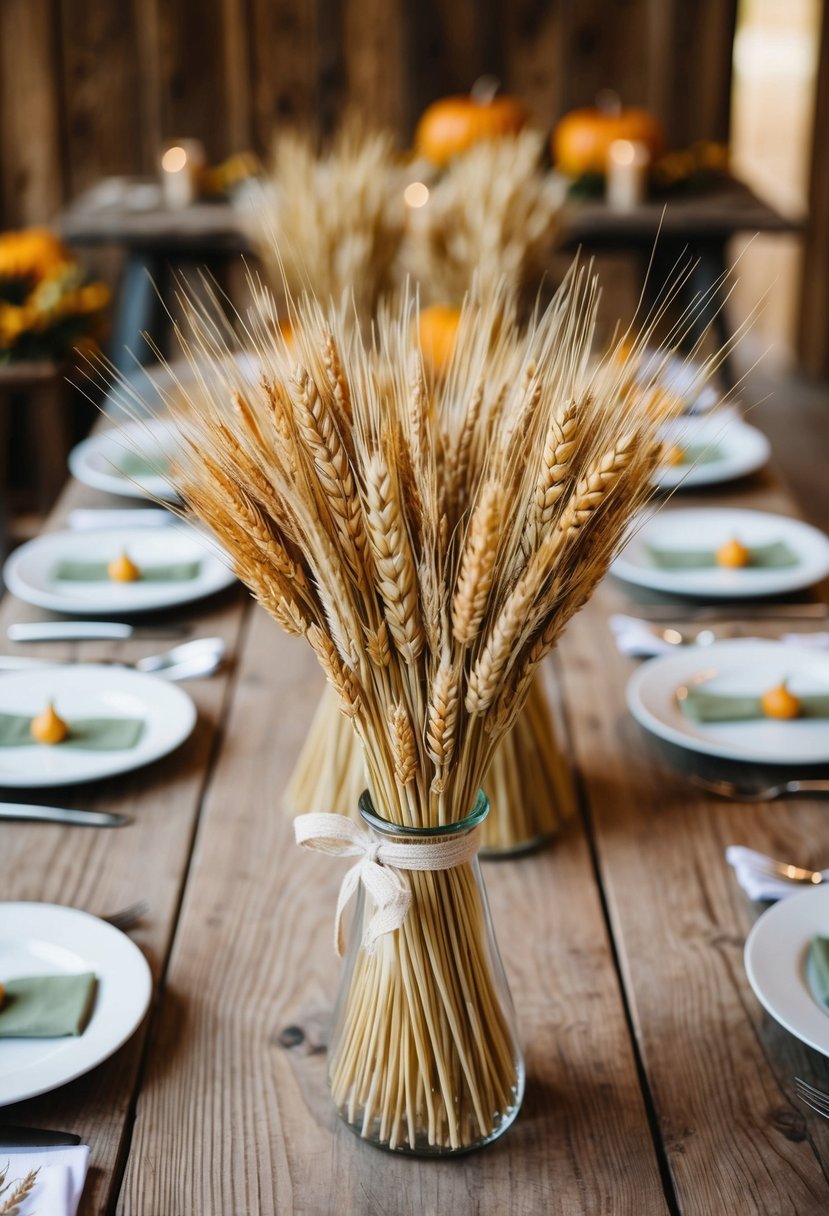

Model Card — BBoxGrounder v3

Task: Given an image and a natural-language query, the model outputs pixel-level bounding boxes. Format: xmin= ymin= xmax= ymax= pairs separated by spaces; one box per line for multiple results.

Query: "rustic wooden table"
xmin=2 ymin=426 xmax=829 ymax=1215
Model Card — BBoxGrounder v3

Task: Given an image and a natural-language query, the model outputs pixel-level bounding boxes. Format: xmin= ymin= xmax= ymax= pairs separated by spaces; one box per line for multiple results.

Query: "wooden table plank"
xmin=0 ymin=472 xmax=250 ymax=1216
xmin=557 ymin=469 xmax=829 ymax=1215
xmin=118 ymin=608 xmax=670 ymax=1216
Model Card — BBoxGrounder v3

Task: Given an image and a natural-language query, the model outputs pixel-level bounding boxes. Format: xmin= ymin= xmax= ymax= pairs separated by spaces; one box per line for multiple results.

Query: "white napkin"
xmin=726 ymin=845 xmax=829 ymax=902
xmin=3 ymin=1145 xmax=89 ymax=1216
xmin=609 ymin=614 xmax=829 ymax=659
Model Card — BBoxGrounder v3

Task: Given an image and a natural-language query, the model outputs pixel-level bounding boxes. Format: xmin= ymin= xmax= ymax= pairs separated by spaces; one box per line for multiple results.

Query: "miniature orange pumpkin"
xmin=414 ymin=93 xmax=530 ymax=167
xmin=715 ymin=537 xmax=751 ymax=569
xmin=761 ymin=681 xmax=801 ymax=720
xmin=30 ymin=701 xmax=69 ymax=745
xmin=552 ymin=106 xmax=666 ymax=177
xmin=108 ymin=551 xmax=140 ymax=582
xmin=418 ymin=305 xmax=461 ymax=375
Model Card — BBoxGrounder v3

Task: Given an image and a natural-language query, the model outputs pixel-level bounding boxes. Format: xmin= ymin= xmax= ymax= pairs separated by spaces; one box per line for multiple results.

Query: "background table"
xmin=57 ymin=176 xmax=798 ymax=389
xmin=1 ymin=423 xmax=828 ymax=1214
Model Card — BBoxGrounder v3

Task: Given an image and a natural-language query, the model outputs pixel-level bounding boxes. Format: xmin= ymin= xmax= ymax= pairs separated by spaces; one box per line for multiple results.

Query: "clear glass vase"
xmin=327 ymin=790 xmax=525 ymax=1155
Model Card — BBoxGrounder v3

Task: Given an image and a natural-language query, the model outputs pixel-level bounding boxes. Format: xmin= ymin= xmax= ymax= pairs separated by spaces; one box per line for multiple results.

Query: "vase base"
xmin=336 ymin=1073 xmax=525 ymax=1156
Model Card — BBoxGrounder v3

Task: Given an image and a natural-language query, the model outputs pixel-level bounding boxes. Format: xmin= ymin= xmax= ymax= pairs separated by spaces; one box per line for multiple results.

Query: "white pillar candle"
xmin=160 ymin=140 xmax=206 ymax=210
xmin=606 ymin=139 xmax=650 ymax=210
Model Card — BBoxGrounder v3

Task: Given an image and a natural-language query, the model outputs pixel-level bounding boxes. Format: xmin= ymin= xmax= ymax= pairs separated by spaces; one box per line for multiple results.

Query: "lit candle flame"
xmin=162 ymin=145 xmax=188 ymax=173
xmin=404 ymin=181 xmax=430 ymax=208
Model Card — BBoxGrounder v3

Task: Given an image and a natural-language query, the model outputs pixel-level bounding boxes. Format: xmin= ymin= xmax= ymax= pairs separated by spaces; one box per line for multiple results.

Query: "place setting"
xmin=0 ymin=901 xmax=152 ymax=1210
xmin=4 ymin=523 xmax=236 ymax=617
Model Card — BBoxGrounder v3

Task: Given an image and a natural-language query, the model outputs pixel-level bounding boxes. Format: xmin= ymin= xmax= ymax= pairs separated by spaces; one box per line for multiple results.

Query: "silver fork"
xmin=103 ymin=901 xmax=148 ymax=931
xmin=795 ymin=1077 xmax=829 ymax=1119
xmin=732 ymin=851 xmax=826 ymax=886
xmin=690 ymin=775 xmax=829 ymax=803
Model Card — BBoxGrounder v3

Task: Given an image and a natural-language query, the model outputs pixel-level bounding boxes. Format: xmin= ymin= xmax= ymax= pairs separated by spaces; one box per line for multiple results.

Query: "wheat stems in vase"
xmin=285 ymin=675 xmax=574 ymax=854
xmin=156 ymin=262 xmax=692 ymax=1153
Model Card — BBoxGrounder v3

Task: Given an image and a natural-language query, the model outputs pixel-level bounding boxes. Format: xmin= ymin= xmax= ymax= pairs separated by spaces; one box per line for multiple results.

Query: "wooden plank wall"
xmin=0 ymin=0 xmax=738 ymax=228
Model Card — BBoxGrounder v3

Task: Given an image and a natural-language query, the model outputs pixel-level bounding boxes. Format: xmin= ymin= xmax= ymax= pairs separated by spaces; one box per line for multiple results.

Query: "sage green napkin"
xmin=647 ymin=539 xmax=797 ymax=570
xmin=115 ymin=450 xmax=169 ymax=479
xmin=679 ymin=687 xmax=829 ymax=723
xmin=0 ymin=714 xmax=145 ymax=749
xmin=809 ymin=937 xmax=829 ymax=1009
xmin=671 ymin=443 xmax=724 ymax=467
xmin=51 ymin=559 xmax=200 ymax=582
xmin=0 ymin=972 xmax=96 ymax=1037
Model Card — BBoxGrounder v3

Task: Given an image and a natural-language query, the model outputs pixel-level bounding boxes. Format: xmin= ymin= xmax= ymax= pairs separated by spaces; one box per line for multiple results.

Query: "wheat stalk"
xmin=0 ymin=1167 xmax=38 ymax=1216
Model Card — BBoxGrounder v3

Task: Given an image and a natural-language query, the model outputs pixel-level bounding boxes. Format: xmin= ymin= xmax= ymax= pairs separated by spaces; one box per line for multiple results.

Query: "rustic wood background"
xmin=0 ymin=0 xmax=738 ymax=227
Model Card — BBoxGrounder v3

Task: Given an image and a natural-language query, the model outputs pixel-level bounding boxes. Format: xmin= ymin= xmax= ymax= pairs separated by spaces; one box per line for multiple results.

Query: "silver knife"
xmin=0 ymin=803 xmax=131 ymax=827
xmin=8 ymin=622 xmax=189 ymax=643
xmin=0 ymin=1125 xmax=82 ymax=1147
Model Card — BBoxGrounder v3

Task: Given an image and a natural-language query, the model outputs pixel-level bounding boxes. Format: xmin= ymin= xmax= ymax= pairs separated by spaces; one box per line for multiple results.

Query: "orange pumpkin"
xmin=552 ymin=106 xmax=666 ymax=177
xmin=415 ymin=94 xmax=530 ymax=167
xmin=418 ymin=305 xmax=461 ymax=375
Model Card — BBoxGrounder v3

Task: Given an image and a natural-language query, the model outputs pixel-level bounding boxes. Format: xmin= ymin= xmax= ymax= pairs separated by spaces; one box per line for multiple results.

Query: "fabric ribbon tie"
xmin=294 ymin=812 xmax=482 ymax=956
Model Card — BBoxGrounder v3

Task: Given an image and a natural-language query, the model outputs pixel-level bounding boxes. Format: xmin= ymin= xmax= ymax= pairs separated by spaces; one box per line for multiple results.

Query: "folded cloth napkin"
xmin=609 ymin=615 xmax=829 ymax=660
xmin=665 ymin=442 xmax=724 ymax=467
xmin=810 ymin=936 xmax=829 ymax=1007
xmin=0 ymin=973 xmax=96 ymax=1037
xmin=3 ymin=1145 xmax=89 ymax=1216
xmin=51 ymin=559 xmax=200 ymax=582
xmin=115 ymin=450 xmax=169 ymax=478
xmin=646 ymin=539 xmax=797 ymax=570
xmin=0 ymin=714 xmax=144 ymax=750
xmin=679 ymin=685 xmax=829 ymax=723
xmin=726 ymin=845 xmax=829 ymax=902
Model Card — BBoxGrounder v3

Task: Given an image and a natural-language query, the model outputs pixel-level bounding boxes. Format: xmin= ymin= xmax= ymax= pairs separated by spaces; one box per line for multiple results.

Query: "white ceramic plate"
xmin=654 ymin=415 xmax=770 ymax=490
xmin=4 ymin=524 xmax=234 ymax=616
xmin=69 ymin=417 xmax=179 ymax=502
xmin=612 ymin=507 xmax=829 ymax=599
xmin=626 ymin=638 xmax=829 ymax=764
xmin=636 ymin=349 xmax=721 ymax=415
xmin=0 ymin=903 xmax=152 ymax=1105
xmin=745 ymin=885 xmax=829 ymax=1058
xmin=0 ymin=663 xmax=196 ymax=788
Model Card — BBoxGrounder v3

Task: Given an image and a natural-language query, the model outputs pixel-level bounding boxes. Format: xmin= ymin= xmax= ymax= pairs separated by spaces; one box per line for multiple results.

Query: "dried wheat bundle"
xmin=401 ymin=129 xmax=567 ymax=305
xmin=156 ymin=262 xmax=684 ymax=1152
xmin=285 ymin=674 xmax=574 ymax=853
xmin=244 ymin=123 xmax=408 ymax=316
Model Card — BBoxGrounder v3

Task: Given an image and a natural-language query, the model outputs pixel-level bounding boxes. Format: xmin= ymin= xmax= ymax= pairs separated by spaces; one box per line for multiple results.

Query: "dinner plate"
xmin=626 ymin=638 xmax=829 ymax=764
xmin=0 ymin=663 xmax=196 ymax=788
xmin=745 ymin=885 xmax=829 ymax=1058
xmin=0 ymin=903 xmax=152 ymax=1105
xmin=68 ymin=417 xmax=179 ymax=502
xmin=611 ymin=507 xmax=829 ymax=599
xmin=4 ymin=524 xmax=235 ymax=615
xmin=635 ymin=348 xmax=721 ymax=414
xmin=654 ymin=415 xmax=770 ymax=490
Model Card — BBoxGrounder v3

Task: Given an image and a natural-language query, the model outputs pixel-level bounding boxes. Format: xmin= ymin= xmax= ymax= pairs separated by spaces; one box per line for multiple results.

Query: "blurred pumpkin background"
xmin=0 ymin=0 xmax=825 ymax=543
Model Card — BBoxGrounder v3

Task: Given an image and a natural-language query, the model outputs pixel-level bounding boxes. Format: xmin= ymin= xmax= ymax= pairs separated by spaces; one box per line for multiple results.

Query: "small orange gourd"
xmin=418 ymin=305 xmax=461 ymax=376
xmin=30 ymin=701 xmax=69 ymax=745
xmin=761 ymin=681 xmax=802 ymax=720
xmin=715 ymin=537 xmax=751 ymax=568
xmin=108 ymin=551 xmax=141 ymax=582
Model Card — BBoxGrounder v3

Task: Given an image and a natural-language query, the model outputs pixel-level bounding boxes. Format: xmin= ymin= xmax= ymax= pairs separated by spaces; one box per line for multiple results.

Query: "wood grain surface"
xmin=117 ymin=609 xmax=668 ymax=1216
